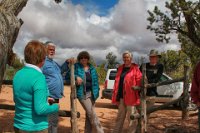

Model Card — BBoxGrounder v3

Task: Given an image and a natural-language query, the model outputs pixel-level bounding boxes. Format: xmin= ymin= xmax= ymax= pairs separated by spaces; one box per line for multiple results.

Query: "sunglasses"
xmin=80 ymin=57 xmax=89 ymax=59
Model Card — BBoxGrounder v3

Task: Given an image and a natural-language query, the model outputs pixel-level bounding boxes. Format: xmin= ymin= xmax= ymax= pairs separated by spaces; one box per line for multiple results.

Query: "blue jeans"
xmin=48 ymin=112 xmax=59 ymax=133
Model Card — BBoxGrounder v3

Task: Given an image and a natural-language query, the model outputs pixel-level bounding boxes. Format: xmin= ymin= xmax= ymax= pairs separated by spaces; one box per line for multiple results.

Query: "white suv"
xmin=101 ymin=69 xmax=117 ymax=99
xmin=101 ymin=69 xmax=196 ymax=110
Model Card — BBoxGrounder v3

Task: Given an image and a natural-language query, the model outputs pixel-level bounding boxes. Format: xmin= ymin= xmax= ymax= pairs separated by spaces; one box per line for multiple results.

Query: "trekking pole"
xmin=70 ymin=59 xmax=79 ymax=133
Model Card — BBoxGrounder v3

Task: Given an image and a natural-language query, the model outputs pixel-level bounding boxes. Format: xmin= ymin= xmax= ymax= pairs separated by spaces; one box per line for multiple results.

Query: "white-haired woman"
xmin=112 ymin=51 xmax=142 ymax=133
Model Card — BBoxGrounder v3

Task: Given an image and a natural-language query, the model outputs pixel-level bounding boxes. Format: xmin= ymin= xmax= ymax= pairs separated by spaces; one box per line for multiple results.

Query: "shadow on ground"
xmin=0 ymin=110 xmax=71 ymax=133
xmin=95 ymin=102 xmax=117 ymax=109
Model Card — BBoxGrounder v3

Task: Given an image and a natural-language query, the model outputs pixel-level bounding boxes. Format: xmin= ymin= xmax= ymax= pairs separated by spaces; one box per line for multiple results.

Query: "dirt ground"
xmin=0 ymin=85 xmax=198 ymax=133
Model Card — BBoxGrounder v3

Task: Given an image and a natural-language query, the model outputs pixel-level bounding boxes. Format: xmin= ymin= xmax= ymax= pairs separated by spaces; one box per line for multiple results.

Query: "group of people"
xmin=13 ymin=40 xmax=104 ymax=133
xmin=12 ymin=40 xmax=200 ymax=133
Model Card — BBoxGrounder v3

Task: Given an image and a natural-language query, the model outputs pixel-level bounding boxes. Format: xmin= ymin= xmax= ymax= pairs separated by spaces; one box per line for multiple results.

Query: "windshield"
xmin=159 ymin=74 xmax=169 ymax=82
xmin=109 ymin=70 xmax=117 ymax=80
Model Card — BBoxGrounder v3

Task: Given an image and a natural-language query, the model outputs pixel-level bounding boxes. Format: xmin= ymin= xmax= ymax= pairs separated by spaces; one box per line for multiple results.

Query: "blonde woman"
xmin=112 ymin=51 xmax=142 ymax=133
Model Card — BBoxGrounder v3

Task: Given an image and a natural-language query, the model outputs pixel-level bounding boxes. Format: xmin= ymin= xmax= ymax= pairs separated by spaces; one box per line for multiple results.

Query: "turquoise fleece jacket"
xmin=13 ymin=66 xmax=59 ymax=131
xmin=74 ymin=63 xmax=100 ymax=101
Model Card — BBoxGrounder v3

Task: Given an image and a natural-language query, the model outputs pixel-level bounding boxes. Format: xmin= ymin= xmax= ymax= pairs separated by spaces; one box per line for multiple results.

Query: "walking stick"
xmin=138 ymin=62 xmax=148 ymax=133
xmin=70 ymin=60 xmax=79 ymax=133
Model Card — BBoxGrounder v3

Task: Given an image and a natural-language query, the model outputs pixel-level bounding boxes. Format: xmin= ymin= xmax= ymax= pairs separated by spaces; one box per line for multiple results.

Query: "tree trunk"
xmin=137 ymin=63 xmax=147 ymax=133
xmin=70 ymin=62 xmax=79 ymax=133
xmin=182 ymin=63 xmax=190 ymax=120
xmin=0 ymin=0 xmax=28 ymax=91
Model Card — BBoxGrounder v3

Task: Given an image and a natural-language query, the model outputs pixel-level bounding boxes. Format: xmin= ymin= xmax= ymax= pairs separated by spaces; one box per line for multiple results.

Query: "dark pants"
xmin=147 ymin=87 xmax=158 ymax=96
xmin=14 ymin=127 xmax=48 ymax=133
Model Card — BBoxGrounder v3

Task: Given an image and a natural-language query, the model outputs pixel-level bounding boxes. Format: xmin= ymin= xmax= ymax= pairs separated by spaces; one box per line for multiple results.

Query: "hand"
xmin=76 ymin=77 xmax=83 ymax=85
xmin=66 ymin=58 xmax=76 ymax=64
xmin=48 ymin=97 xmax=55 ymax=105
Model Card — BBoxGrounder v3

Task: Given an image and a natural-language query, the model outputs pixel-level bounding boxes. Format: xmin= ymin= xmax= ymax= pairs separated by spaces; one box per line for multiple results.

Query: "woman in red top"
xmin=112 ymin=51 xmax=142 ymax=133
xmin=191 ymin=62 xmax=200 ymax=132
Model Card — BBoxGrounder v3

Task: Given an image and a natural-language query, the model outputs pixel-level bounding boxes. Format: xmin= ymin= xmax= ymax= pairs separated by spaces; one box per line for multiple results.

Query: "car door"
xmin=157 ymin=74 xmax=183 ymax=99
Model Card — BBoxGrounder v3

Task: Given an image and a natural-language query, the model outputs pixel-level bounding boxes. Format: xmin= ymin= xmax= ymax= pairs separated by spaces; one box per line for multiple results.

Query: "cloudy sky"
xmin=14 ymin=0 xmax=180 ymax=65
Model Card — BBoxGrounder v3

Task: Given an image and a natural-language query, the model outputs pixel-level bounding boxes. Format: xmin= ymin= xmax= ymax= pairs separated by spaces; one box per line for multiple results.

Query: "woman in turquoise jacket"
xmin=13 ymin=40 xmax=59 ymax=133
xmin=75 ymin=51 xmax=104 ymax=133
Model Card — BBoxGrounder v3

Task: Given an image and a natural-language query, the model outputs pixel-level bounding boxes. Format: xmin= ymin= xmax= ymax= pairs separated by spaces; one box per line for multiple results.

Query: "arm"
xmin=93 ymin=69 xmax=99 ymax=90
xmin=91 ymin=68 xmax=100 ymax=101
xmin=61 ymin=61 xmax=71 ymax=83
xmin=60 ymin=61 xmax=70 ymax=74
xmin=135 ymin=67 xmax=142 ymax=87
xmin=74 ymin=63 xmax=83 ymax=86
xmin=139 ymin=65 xmax=142 ymax=72
xmin=33 ymin=75 xmax=59 ymax=115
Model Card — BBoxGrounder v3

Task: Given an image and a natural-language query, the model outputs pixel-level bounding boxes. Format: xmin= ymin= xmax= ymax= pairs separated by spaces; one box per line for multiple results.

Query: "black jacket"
xmin=140 ymin=63 xmax=163 ymax=96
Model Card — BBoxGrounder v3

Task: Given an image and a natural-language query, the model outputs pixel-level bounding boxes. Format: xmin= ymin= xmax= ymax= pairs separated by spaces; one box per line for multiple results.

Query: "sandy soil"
xmin=0 ymin=85 xmax=198 ymax=133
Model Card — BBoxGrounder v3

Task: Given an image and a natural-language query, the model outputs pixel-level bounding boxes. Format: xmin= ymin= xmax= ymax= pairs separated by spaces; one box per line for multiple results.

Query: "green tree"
xmin=4 ymin=56 xmax=24 ymax=80
xmin=106 ymin=52 xmax=119 ymax=69
xmin=96 ymin=62 xmax=107 ymax=84
xmin=179 ymin=33 xmax=200 ymax=68
xmin=147 ymin=0 xmax=200 ymax=47
xmin=159 ymin=50 xmax=187 ymax=78
xmin=0 ymin=0 xmax=62 ymax=90
xmin=89 ymin=56 xmax=97 ymax=67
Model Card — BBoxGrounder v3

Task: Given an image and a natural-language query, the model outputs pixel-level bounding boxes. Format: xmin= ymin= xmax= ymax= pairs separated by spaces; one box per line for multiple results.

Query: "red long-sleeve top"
xmin=191 ymin=62 xmax=200 ymax=104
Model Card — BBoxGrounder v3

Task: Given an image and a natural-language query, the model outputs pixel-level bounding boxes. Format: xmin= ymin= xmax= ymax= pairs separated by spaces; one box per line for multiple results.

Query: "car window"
xmin=159 ymin=74 xmax=169 ymax=82
xmin=109 ymin=70 xmax=117 ymax=80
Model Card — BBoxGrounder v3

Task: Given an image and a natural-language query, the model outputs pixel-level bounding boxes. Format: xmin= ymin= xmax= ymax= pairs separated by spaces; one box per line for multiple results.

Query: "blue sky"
xmin=69 ymin=0 xmax=119 ymax=16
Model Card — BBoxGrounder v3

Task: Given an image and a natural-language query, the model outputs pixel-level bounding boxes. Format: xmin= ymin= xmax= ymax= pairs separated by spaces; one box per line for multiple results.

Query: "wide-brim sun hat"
xmin=149 ymin=49 xmax=161 ymax=58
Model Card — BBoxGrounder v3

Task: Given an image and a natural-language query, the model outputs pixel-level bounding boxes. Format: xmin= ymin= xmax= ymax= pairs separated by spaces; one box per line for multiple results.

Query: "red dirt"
xmin=0 ymin=85 xmax=198 ymax=133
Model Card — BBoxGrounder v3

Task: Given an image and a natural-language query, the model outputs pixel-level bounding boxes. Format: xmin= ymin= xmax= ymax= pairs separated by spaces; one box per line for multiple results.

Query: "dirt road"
xmin=0 ymin=85 xmax=198 ymax=133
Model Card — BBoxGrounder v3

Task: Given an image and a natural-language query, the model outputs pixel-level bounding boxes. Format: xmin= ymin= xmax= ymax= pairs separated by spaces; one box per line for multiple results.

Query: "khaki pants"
xmin=79 ymin=98 xmax=104 ymax=133
xmin=112 ymin=99 xmax=138 ymax=133
xmin=14 ymin=127 xmax=48 ymax=133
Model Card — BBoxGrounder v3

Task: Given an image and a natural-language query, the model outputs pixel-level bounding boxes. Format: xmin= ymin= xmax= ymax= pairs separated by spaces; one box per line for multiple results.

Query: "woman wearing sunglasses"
xmin=74 ymin=51 xmax=104 ymax=133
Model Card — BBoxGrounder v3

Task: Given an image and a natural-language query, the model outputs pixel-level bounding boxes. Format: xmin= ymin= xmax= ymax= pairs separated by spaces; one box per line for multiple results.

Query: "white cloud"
xmin=13 ymin=0 xmax=180 ymax=64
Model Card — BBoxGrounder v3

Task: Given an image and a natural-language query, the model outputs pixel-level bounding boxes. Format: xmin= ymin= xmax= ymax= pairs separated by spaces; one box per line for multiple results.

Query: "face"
xmin=149 ymin=56 xmax=158 ymax=65
xmin=47 ymin=45 xmax=55 ymax=59
xmin=80 ymin=56 xmax=89 ymax=66
xmin=123 ymin=54 xmax=132 ymax=66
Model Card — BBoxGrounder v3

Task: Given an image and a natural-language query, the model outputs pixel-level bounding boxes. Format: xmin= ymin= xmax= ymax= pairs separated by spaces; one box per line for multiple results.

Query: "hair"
xmin=24 ymin=40 xmax=46 ymax=65
xmin=45 ymin=41 xmax=56 ymax=47
xmin=77 ymin=51 xmax=90 ymax=61
xmin=122 ymin=51 xmax=133 ymax=58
